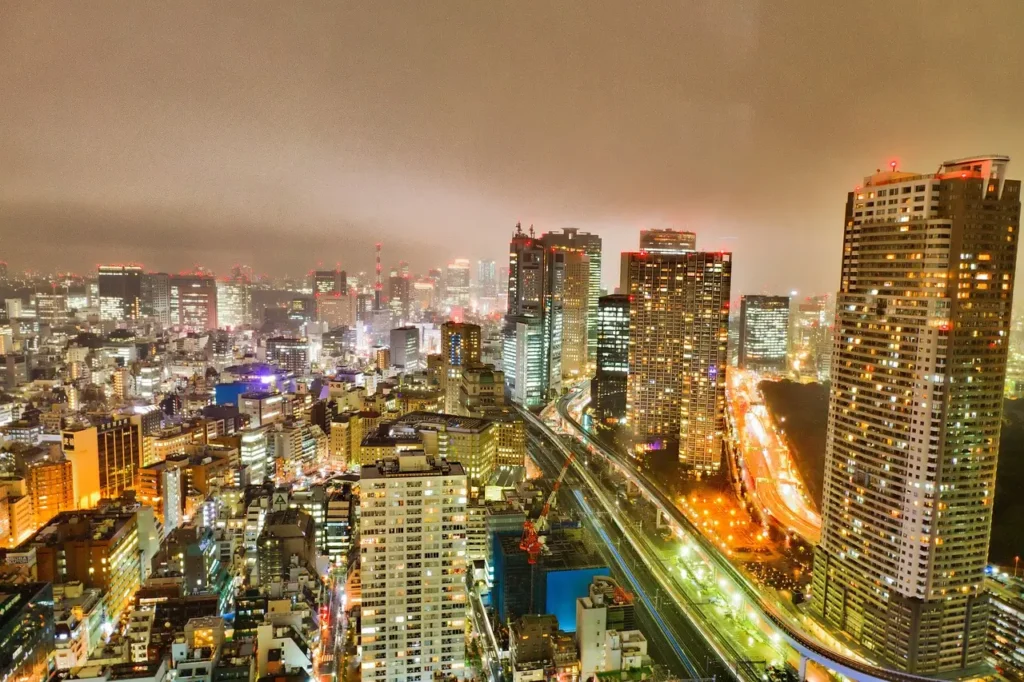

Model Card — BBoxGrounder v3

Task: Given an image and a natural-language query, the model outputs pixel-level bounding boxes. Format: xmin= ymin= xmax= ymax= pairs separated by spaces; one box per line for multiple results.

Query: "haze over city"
xmin=4 ymin=2 xmax=1024 ymax=295
xmin=2 ymin=5 xmax=1024 ymax=682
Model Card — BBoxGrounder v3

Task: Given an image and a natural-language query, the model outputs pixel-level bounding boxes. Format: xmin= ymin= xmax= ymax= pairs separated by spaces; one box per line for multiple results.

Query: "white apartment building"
xmin=360 ymin=453 xmax=468 ymax=682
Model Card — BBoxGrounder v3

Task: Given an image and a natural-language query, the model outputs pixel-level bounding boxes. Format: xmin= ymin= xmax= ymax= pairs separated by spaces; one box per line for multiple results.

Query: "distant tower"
xmin=374 ymin=242 xmax=383 ymax=311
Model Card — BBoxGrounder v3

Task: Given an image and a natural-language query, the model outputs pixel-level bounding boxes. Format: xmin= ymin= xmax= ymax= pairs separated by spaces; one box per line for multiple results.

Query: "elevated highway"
xmin=516 ymin=390 xmax=942 ymax=682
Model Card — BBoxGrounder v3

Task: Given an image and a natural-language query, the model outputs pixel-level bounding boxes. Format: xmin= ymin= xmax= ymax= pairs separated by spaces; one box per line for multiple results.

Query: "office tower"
xmin=141 ymin=272 xmax=171 ymax=325
xmin=374 ymin=346 xmax=390 ymax=370
xmin=738 ymin=295 xmax=790 ymax=374
xmin=170 ymin=273 xmax=218 ymax=331
xmin=360 ymin=453 xmax=468 ymax=682
xmin=389 ymin=326 xmax=421 ymax=370
xmin=266 ymin=336 xmax=308 ymax=374
xmin=811 ymin=156 xmax=1020 ymax=674
xmin=591 ymin=294 xmax=630 ymax=424
xmin=216 ymin=278 xmax=250 ymax=329
xmin=97 ymin=265 xmax=143 ymax=321
xmin=412 ymin=279 xmax=435 ymax=312
xmin=503 ymin=224 xmax=564 ymax=406
xmin=318 ymin=290 xmax=356 ymax=328
xmin=558 ymin=249 xmax=590 ymax=378
xmin=441 ymin=321 xmax=481 ymax=413
xmin=541 ymin=228 xmax=603 ymax=362
xmin=789 ymin=294 xmax=833 ymax=382
xmin=0 ymin=261 xmax=6 ymax=282
xmin=638 ymin=228 xmax=697 ymax=253
xmin=623 ymin=234 xmax=731 ymax=476
xmin=388 ymin=271 xmax=411 ymax=322
xmin=312 ymin=269 xmax=346 ymax=297
xmin=477 ymin=259 xmax=498 ymax=299
xmin=444 ymin=259 xmax=472 ymax=309
xmin=61 ymin=417 xmax=143 ymax=508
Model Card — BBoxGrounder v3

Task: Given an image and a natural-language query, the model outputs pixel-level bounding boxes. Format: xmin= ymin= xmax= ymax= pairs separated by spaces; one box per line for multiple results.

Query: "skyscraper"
xmin=442 ymin=322 xmax=481 ymax=413
xmin=141 ymin=272 xmax=171 ymax=326
xmin=388 ymin=271 xmax=411 ymax=322
xmin=738 ymin=295 xmax=790 ymax=374
xmin=623 ymin=232 xmax=731 ymax=476
xmin=360 ymin=453 xmax=467 ymax=682
xmin=170 ymin=273 xmax=218 ymax=331
xmin=97 ymin=265 xmax=143 ymax=321
xmin=558 ymin=248 xmax=590 ymax=378
xmin=503 ymin=224 xmax=564 ymax=405
xmin=312 ymin=269 xmax=346 ymax=297
xmin=477 ymin=259 xmax=498 ymax=299
xmin=216 ymin=278 xmax=250 ymax=329
xmin=444 ymin=259 xmax=471 ymax=309
xmin=541 ymin=228 xmax=603 ymax=362
xmin=591 ymin=294 xmax=630 ymax=424
xmin=811 ymin=156 xmax=1020 ymax=674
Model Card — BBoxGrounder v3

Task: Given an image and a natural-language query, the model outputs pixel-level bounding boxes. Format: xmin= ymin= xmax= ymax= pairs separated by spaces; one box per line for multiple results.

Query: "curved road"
xmin=529 ymin=391 xmax=943 ymax=682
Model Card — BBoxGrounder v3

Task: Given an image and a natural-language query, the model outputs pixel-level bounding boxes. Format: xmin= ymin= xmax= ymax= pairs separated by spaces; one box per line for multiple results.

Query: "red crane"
xmin=520 ymin=452 xmax=575 ymax=564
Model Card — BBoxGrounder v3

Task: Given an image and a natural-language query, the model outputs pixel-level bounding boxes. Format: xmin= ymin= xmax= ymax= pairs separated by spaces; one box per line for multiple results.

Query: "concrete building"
xmin=591 ymin=294 xmax=629 ymax=425
xmin=266 ymin=337 xmax=308 ymax=374
xmin=391 ymin=411 xmax=497 ymax=492
xmin=540 ymin=228 xmax=603 ymax=362
xmin=18 ymin=508 xmax=142 ymax=622
xmin=459 ymin=363 xmax=505 ymax=416
xmin=360 ymin=453 xmax=468 ymax=682
xmin=738 ymin=295 xmax=790 ymax=374
xmin=62 ymin=417 xmax=143 ymax=509
xmin=98 ymin=265 xmax=143 ymax=321
xmin=170 ymin=273 xmax=218 ymax=331
xmin=389 ymin=326 xmax=421 ymax=371
xmin=811 ymin=156 xmax=1021 ymax=674
xmin=503 ymin=224 xmax=564 ymax=407
xmin=257 ymin=508 xmax=317 ymax=585
xmin=622 ymin=236 xmax=731 ymax=476
xmin=441 ymin=321 xmax=481 ymax=414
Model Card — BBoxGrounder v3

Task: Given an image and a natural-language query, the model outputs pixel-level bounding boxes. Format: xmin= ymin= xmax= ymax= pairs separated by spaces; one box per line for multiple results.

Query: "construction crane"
xmin=520 ymin=452 xmax=575 ymax=564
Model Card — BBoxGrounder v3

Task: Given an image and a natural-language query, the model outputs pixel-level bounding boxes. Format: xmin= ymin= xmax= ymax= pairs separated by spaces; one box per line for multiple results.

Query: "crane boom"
xmin=520 ymin=451 xmax=575 ymax=564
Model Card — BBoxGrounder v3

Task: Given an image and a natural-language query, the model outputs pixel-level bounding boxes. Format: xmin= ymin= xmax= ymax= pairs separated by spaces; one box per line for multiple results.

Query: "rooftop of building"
xmin=362 ymin=452 xmax=465 ymax=480
xmin=261 ymin=508 xmax=315 ymax=538
xmin=21 ymin=508 xmax=136 ymax=547
xmin=393 ymin=410 xmax=492 ymax=433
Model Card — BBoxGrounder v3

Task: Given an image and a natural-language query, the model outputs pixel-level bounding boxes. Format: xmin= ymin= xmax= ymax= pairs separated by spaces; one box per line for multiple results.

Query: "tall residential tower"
xmin=811 ymin=156 xmax=1020 ymax=674
xmin=622 ymin=232 xmax=731 ymax=476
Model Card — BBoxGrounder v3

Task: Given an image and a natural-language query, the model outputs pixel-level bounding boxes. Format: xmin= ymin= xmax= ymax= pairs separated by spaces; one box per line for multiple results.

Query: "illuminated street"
xmin=727 ymin=368 xmax=821 ymax=543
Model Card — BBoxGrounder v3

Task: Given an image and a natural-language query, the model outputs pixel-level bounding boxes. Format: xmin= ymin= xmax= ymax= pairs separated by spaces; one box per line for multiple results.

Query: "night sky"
xmin=3 ymin=2 xmax=1024 ymax=297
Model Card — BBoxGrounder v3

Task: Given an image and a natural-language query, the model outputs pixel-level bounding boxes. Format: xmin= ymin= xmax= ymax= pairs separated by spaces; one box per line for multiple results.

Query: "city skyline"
xmin=4 ymin=4 xmax=1024 ymax=296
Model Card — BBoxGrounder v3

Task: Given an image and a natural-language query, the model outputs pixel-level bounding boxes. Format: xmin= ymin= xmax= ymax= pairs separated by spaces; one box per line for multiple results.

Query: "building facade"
xmin=360 ymin=454 xmax=468 ymax=682
xmin=738 ymin=295 xmax=790 ymax=374
xmin=591 ymin=294 xmax=630 ymax=425
xmin=623 ymin=239 xmax=731 ymax=476
xmin=811 ymin=156 xmax=1021 ymax=674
